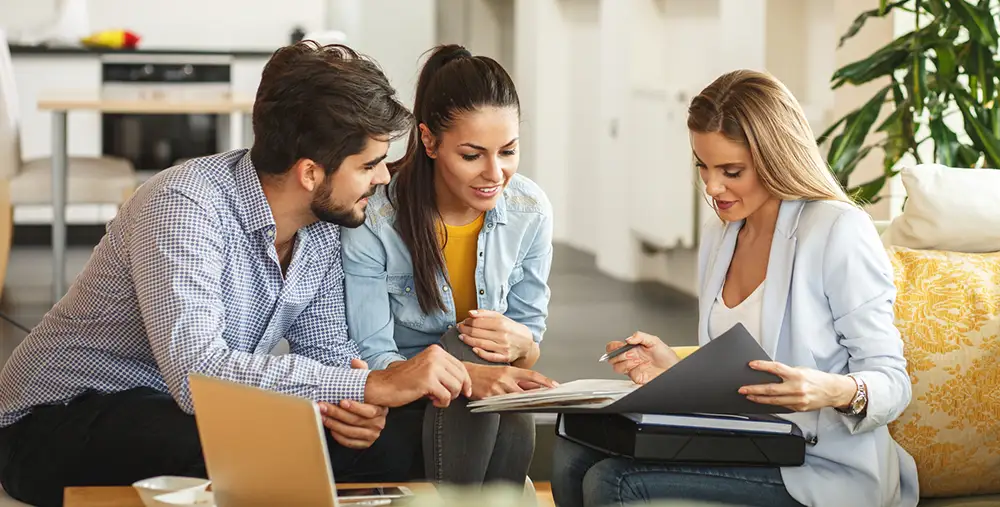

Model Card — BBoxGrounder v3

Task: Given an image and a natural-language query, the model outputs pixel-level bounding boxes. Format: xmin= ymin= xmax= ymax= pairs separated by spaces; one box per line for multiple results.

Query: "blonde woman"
xmin=550 ymin=70 xmax=918 ymax=507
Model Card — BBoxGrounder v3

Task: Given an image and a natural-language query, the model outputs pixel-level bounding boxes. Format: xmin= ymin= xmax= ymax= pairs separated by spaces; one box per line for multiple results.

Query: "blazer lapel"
xmin=759 ymin=200 xmax=805 ymax=359
xmin=699 ymin=220 xmax=741 ymax=345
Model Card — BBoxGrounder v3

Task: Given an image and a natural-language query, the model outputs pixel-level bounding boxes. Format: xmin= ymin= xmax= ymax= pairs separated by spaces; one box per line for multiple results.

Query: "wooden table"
xmin=63 ymin=482 xmax=436 ymax=506
xmin=36 ymin=91 xmax=255 ymax=302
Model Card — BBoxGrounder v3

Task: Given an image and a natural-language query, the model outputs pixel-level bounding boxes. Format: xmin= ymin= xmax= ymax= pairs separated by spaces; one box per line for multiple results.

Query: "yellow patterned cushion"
xmin=886 ymin=246 xmax=1000 ymax=497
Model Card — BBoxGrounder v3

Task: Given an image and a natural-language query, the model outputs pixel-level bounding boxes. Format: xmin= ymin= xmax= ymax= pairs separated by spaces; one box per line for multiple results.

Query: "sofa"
xmin=875 ymin=163 xmax=1000 ymax=507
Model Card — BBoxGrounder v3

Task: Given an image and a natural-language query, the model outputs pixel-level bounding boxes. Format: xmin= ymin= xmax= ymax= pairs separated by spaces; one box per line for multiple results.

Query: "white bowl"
xmin=131 ymin=476 xmax=211 ymax=507
xmin=152 ymin=489 xmax=216 ymax=506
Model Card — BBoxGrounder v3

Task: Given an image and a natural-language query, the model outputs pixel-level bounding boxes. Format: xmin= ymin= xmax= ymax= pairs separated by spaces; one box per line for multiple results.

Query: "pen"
xmin=598 ymin=343 xmax=639 ymax=362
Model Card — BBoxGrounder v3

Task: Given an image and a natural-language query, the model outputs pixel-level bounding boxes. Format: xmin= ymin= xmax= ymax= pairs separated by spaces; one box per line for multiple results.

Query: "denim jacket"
xmin=341 ymin=174 xmax=554 ymax=371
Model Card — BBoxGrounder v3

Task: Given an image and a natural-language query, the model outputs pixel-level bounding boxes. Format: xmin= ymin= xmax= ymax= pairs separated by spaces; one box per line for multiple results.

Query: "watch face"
xmin=853 ymin=390 xmax=867 ymax=413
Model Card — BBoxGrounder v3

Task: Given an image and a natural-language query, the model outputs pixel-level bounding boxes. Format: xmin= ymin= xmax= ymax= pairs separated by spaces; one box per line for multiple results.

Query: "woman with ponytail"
xmin=341 ymin=44 xmax=557 ymax=487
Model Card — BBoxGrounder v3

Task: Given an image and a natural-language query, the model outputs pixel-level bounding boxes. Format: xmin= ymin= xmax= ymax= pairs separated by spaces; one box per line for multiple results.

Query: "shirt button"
xmin=266 ymin=229 xmax=274 ymax=238
xmin=405 ymin=287 xmax=411 ymax=292
xmin=478 ymin=251 xmax=483 ymax=257
xmin=479 ymin=289 xmax=485 ymax=295
xmin=443 ymin=286 xmax=450 ymax=292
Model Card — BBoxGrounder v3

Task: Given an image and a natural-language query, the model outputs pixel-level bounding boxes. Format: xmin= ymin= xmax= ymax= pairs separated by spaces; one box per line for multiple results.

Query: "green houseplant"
xmin=820 ymin=0 xmax=1000 ymax=204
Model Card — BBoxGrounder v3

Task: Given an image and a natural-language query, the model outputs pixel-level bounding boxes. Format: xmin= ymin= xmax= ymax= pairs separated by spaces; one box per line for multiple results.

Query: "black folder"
xmin=470 ymin=324 xmax=810 ymax=466
xmin=470 ymin=323 xmax=794 ymax=416
xmin=556 ymin=412 xmax=806 ymax=466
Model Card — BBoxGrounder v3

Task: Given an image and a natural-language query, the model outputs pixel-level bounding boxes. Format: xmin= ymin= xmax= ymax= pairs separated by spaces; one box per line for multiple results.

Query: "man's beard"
xmin=311 ymin=183 xmax=376 ymax=228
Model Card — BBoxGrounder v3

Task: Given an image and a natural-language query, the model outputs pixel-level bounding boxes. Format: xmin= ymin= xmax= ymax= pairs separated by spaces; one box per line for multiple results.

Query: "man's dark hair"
xmin=250 ymin=41 xmax=412 ymax=176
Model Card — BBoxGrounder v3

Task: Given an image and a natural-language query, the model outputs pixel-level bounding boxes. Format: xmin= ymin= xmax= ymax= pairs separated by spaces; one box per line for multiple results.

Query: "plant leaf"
xmin=910 ymin=53 xmax=928 ymax=115
xmin=929 ymin=114 xmax=961 ymax=166
xmin=951 ymin=0 xmax=998 ymax=50
xmin=817 ymin=115 xmax=849 ymax=147
xmin=839 ymin=0 xmax=911 ymax=48
xmin=926 ymin=0 xmax=950 ymax=18
xmin=955 ymin=144 xmax=983 ymax=168
xmin=932 ymin=41 xmax=957 ymax=82
xmin=832 ymin=34 xmax=914 ymax=88
xmin=961 ymin=41 xmax=997 ymax=102
xmin=833 ymin=144 xmax=878 ymax=184
xmin=848 ymin=173 xmax=892 ymax=205
xmin=954 ymin=89 xmax=1000 ymax=167
xmin=881 ymin=103 xmax=911 ymax=171
xmin=827 ymin=86 xmax=891 ymax=179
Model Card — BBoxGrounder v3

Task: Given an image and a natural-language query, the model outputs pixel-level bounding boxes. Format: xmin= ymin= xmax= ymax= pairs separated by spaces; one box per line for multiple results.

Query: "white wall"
xmin=350 ymin=0 xmax=436 ymax=161
xmin=515 ymin=0 xmax=571 ymax=242
xmin=561 ymin=0 xmax=600 ymax=254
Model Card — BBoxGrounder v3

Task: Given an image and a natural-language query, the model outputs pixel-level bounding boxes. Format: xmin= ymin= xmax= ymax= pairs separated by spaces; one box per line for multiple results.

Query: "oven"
xmin=100 ymin=54 xmax=233 ymax=180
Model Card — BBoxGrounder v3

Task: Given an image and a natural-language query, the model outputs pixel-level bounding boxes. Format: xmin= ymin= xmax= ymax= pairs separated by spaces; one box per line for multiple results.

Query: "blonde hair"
xmin=687 ymin=70 xmax=853 ymax=213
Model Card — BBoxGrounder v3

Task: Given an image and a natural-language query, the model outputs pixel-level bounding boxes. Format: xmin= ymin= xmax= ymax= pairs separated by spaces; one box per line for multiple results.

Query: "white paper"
xmin=467 ymin=379 xmax=639 ymax=413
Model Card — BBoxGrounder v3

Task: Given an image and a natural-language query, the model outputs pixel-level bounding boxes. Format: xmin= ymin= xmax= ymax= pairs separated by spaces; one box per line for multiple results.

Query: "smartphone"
xmin=337 ymin=486 xmax=413 ymax=501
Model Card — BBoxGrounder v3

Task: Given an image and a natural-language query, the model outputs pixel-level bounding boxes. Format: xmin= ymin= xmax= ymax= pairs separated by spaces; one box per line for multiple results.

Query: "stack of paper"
xmin=622 ymin=412 xmax=794 ymax=434
xmin=467 ymin=379 xmax=639 ymax=413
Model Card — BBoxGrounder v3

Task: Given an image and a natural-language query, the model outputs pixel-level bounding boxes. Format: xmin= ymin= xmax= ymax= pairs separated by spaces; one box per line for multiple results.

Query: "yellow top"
xmin=441 ymin=214 xmax=485 ymax=320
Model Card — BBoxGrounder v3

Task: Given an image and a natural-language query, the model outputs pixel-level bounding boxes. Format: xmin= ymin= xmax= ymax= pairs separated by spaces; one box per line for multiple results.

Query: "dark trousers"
xmin=0 ymin=387 xmax=423 ymax=507
xmin=421 ymin=329 xmax=536 ymax=486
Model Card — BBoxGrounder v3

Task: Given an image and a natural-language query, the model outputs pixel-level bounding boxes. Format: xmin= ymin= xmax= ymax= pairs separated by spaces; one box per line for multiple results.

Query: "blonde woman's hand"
xmin=739 ymin=360 xmax=861 ymax=412
xmin=606 ymin=332 xmax=680 ymax=384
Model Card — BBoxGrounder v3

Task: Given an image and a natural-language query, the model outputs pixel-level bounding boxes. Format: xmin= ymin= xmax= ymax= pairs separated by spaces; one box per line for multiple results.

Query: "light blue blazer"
xmin=697 ymin=199 xmax=919 ymax=507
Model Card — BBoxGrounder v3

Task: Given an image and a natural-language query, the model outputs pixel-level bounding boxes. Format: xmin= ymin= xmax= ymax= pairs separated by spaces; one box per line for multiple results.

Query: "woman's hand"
xmin=606 ymin=332 xmax=681 ymax=384
xmin=739 ymin=361 xmax=859 ymax=412
xmin=457 ymin=310 xmax=534 ymax=363
xmin=465 ymin=363 xmax=558 ymax=400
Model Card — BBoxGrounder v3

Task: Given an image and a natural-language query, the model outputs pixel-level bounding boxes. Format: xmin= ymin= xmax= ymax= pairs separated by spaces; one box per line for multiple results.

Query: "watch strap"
xmin=840 ymin=373 xmax=868 ymax=416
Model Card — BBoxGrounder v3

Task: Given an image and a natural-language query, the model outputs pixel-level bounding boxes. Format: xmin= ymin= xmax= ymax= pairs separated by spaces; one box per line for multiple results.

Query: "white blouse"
xmin=708 ymin=281 xmax=765 ymax=342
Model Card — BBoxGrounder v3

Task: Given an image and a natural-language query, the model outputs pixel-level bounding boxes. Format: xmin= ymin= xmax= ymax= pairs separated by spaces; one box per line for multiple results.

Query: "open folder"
xmin=468 ymin=323 xmax=792 ymax=416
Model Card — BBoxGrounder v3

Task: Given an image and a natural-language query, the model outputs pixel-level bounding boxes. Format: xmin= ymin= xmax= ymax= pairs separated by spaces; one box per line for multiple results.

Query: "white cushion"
xmin=882 ymin=164 xmax=1000 ymax=253
xmin=10 ymin=155 xmax=137 ymax=205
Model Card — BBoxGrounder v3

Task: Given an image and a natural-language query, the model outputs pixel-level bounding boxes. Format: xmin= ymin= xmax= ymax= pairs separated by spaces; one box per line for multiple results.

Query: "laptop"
xmin=188 ymin=373 xmax=411 ymax=506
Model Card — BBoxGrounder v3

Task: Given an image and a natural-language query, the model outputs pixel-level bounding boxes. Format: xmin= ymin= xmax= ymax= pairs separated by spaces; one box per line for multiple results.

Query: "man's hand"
xmin=318 ymin=399 xmax=387 ymax=449
xmin=466 ymin=363 xmax=558 ymax=400
xmin=318 ymin=358 xmax=387 ymax=449
xmin=456 ymin=310 xmax=535 ymax=363
xmin=364 ymin=345 xmax=473 ymax=408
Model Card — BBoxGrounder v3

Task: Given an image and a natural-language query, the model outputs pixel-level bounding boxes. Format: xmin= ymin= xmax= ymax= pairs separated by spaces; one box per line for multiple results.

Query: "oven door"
xmin=102 ymin=111 xmax=220 ymax=177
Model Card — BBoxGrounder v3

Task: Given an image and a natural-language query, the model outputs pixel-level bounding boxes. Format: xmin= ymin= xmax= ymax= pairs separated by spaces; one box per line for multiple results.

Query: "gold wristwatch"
xmin=839 ymin=373 xmax=868 ymax=416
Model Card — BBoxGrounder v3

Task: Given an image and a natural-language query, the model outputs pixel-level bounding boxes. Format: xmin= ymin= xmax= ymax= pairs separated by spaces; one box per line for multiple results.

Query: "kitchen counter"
xmin=9 ymin=43 xmax=276 ymax=58
xmin=37 ymin=90 xmax=254 ymax=113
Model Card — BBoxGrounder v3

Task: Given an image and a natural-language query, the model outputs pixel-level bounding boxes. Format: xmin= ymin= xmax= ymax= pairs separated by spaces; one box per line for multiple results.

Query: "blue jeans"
xmin=551 ymin=437 xmax=806 ymax=507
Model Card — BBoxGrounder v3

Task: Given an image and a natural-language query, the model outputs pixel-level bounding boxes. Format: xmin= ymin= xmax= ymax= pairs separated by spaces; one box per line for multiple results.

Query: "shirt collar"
xmin=234 ymin=151 xmax=277 ymax=235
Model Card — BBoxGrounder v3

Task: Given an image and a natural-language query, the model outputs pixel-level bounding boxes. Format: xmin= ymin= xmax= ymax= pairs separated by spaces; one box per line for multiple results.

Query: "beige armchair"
xmin=0 ymin=30 xmax=138 ymax=298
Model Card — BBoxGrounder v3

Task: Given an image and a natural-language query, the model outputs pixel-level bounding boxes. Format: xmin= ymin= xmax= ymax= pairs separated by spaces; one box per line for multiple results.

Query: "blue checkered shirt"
xmin=0 ymin=149 xmax=368 ymax=427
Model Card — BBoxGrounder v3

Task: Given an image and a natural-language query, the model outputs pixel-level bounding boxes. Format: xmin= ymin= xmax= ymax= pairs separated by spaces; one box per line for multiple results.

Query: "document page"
xmin=467 ymin=379 xmax=639 ymax=413
xmin=466 ymin=323 xmax=790 ymax=416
